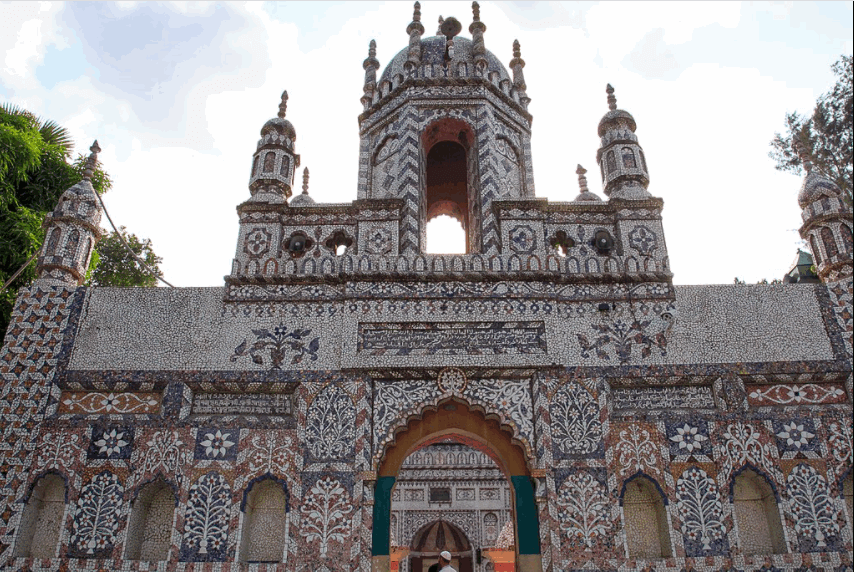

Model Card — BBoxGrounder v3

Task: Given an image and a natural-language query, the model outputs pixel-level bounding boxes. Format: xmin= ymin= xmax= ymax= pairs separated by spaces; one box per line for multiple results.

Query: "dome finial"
xmin=577 ymin=164 xmax=588 ymax=192
xmin=472 ymin=1 xmax=481 ymax=21
xmin=278 ymin=90 xmax=288 ymax=119
xmin=510 ymin=40 xmax=530 ymax=108
xmin=513 ymin=39 xmax=521 ymax=60
xmin=606 ymin=83 xmax=617 ymax=111
xmin=406 ymin=2 xmax=424 ymax=72
xmin=83 ymin=140 xmax=101 ymax=181
xmin=302 ymin=167 xmax=310 ymax=195
xmin=470 ymin=2 xmax=487 ymax=71
xmin=362 ymin=40 xmax=380 ymax=109
xmin=412 ymin=1 xmax=421 ymax=23
xmin=792 ymin=131 xmax=812 ymax=174
xmin=369 ymin=39 xmax=377 ymax=58
xmin=437 ymin=15 xmax=444 ymax=35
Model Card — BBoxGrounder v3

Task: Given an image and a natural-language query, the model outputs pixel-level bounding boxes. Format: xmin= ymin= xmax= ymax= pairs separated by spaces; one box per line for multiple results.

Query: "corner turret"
xmin=248 ymin=91 xmax=300 ymax=203
xmin=596 ymin=84 xmax=652 ymax=200
xmin=35 ymin=141 xmax=103 ymax=286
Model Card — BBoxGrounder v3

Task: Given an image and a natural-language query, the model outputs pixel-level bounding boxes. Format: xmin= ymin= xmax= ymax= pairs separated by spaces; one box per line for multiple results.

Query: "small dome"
xmin=798 ymin=171 xmax=841 ymax=209
xmin=289 ymin=192 xmax=315 ymax=207
xmin=51 ymin=180 xmax=101 ymax=226
xmin=597 ymin=109 xmax=636 ymax=137
xmin=379 ymin=36 xmax=512 ymax=85
xmin=261 ymin=117 xmax=296 ymax=141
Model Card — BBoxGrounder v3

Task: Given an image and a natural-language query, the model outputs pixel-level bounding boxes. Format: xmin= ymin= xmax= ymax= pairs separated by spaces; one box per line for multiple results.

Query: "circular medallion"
xmin=437 ymin=367 xmax=467 ymax=394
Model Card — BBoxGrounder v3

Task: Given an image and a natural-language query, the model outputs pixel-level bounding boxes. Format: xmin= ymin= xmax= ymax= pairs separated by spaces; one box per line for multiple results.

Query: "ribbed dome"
xmin=379 ymin=36 xmax=511 ymax=85
xmin=410 ymin=519 xmax=471 ymax=552
xmin=798 ymin=171 xmax=841 ymax=209
xmin=289 ymin=192 xmax=315 ymax=207
xmin=597 ymin=109 xmax=637 ymax=138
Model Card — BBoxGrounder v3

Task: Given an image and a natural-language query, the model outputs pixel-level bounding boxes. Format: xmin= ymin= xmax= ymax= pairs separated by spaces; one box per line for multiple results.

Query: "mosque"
xmin=0 ymin=3 xmax=851 ymax=572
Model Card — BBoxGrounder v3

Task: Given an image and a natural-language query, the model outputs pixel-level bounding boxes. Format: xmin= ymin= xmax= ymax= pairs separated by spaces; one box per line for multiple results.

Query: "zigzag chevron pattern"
xmin=395 ymin=106 xmax=424 ymax=255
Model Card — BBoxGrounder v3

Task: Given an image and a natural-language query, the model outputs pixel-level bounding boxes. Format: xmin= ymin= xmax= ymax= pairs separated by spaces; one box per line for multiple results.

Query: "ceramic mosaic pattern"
xmin=1 ymin=8 xmax=853 ymax=571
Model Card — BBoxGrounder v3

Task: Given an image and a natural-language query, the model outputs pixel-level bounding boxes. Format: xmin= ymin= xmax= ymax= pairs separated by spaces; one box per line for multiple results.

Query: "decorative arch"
xmin=124 ymin=476 xmax=177 ymax=561
xmin=619 ymin=472 xmax=672 ymax=559
xmin=239 ymin=473 xmax=290 ymax=563
xmin=14 ymin=471 xmax=67 ymax=558
xmin=730 ymin=464 xmax=786 ymax=555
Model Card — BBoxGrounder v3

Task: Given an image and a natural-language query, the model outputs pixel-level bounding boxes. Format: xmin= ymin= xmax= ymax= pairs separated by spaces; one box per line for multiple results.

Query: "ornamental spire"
xmin=572 ymin=164 xmax=602 ymax=202
xmin=792 ymin=133 xmax=812 ymax=173
xmin=437 ymin=15 xmax=444 ymax=35
xmin=361 ymin=40 xmax=380 ymax=110
xmin=405 ymin=2 xmax=424 ymax=72
xmin=301 ymin=167 xmax=310 ymax=195
xmin=82 ymin=140 xmax=101 ymax=181
xmin=510 ymin=40 xmax=530 ymax=110
xmin=278 ymin=91 xmax=288 ymax=119
xmin=469 ymin=1 xmax=487 ymax=72
xmin=606 ymin=83 xmax=617 ymax=111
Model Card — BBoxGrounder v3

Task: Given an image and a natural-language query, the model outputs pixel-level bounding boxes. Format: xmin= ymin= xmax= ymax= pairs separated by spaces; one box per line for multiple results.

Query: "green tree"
xmin=89 ymin=227 xmax=163 ymax=287
xmin=770 ymin=55 xmax=853 ymax=203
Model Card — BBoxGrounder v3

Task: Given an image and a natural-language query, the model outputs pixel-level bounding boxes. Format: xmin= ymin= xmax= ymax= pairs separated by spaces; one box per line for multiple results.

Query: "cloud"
xmin=1 ymin=2 xmax=64 ymax=90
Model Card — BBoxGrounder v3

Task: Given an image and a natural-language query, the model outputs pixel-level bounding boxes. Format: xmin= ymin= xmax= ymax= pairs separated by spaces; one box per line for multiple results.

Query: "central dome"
xmin=379 ymin=35 xmax=512 ymax=84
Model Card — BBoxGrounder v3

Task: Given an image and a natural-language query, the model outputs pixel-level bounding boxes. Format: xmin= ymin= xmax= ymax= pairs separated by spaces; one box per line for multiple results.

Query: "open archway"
xmin=371 ymin=398 xmax=542 ymax=572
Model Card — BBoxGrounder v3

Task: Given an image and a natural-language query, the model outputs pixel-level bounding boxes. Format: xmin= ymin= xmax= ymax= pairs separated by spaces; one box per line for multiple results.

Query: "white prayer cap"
xmin=440 ymin=550 xmax=452 ymax=560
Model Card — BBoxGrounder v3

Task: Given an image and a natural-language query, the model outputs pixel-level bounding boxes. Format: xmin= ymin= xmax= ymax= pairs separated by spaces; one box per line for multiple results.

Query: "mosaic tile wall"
xmin=1 ymin=6 xmax=852 ymax=572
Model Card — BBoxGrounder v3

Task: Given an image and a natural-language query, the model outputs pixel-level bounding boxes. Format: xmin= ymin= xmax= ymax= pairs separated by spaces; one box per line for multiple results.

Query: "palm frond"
xmin=38 ymin=119 xmax=73 ymax=156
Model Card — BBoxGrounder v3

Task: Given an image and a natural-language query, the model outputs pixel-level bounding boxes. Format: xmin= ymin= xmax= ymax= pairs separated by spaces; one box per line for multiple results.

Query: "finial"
xmin=278 ymin=91 xmax=288 ymax=119
xmin=301 ymin=167 xmax=310 ymax=194
xmin=82 ymin=140 xmax=101 ymax=181
xmin=606 ymin=84 xmax=617 ymax=111
xmin=437 ymin=15 xmax=444 ymax=35
xmin=576 ymin=164 xmax=588 ymax=192
xmin=369 ymin=39 xmax=376 ymax=58
xmin=413 ymin=1 xmax=421 ymax=22
xmin=513 ymin=39 xmax=521 ymax=59
xmin=791 ymin=128 xmax=812 ymax=173
xmin=472 ymin=1 xmax=481 ymax=21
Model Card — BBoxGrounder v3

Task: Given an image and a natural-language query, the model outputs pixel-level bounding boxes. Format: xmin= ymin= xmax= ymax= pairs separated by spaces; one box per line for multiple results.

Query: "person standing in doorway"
xmin=438 ymin=550 xmax=457 ymax=572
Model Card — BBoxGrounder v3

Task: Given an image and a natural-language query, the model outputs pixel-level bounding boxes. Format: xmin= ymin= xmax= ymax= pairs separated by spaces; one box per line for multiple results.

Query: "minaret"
xmin=35 ymin=141 xmax=103 ymax=286
xmin=405 ymin=2 xmax=424 ymax=73
xmin=795 ymin=138 xmax=853 ymax=282
xmin=361 ymin=40 xmax=380 ymax=110
xmin=596 ymin=84 xmax=652 ymax=200
xmin=509 ymin=40 xmax=530 ymax=110
xmin=469 ymin=2 xmax=487 ymax=73
xmin=248 ymin=91 xmax=300 ymax=203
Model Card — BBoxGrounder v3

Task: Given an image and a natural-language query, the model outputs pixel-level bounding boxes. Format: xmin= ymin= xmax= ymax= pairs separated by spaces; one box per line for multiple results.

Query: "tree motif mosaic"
xmin=180 ymin=472 xmax=231 ymax=561
xmin=231 ymin=324 xmax=320 ymax=368
xmin=134 ymin=430 xmax=191 ymax=486
xmin=304 ymin=384 xmax=356 ymax=463
xmin=555 ymin=469 xmax=612 ymax=550
xmin=243 ymin=432 xmax=298 ymax=475
xmin=35 ymin=431 xmax=81 ymax=471
xmin=675 ymin=466 xmax=728 ymax=556
xmin=614 ymin=424 xmax=659 ymax=477
xmin=786 ymin=463 xmax=841 ymax=552
xmin=719 ymin=422 xmax=775 ymax=477
xmin=299 ymin=475 xmax=353 ymax=558
xmin=550 ymin=381 xmax=602 ymax=459
xmin=69 ymin=471 xmax=124 ymax=558
xmin=87 ymin=425 xmax=133 ymax=459
xmin=577 ymin=316 xmax=668 ymax=364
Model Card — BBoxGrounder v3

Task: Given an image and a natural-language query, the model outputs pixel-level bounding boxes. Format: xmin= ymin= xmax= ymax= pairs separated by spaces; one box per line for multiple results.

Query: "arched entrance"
xmin=409 ymin=520 xmax=473 ymax=572
xmin=371 ymin=398 xmax=542 ymax=572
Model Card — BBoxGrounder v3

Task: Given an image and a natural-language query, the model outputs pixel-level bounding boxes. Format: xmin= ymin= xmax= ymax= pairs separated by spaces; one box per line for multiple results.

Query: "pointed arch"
xmin=14 ymin=471 xmax=67 ymax=558
xmin=239 ymin=474 xmax=290 ymax=563
xmin=619 ymin=472 xmax=672 ymax=558
xmin=730 ymin=465 xmax=786 ymax=554
xmin=124 ymin=477 xmax=177 ymax=561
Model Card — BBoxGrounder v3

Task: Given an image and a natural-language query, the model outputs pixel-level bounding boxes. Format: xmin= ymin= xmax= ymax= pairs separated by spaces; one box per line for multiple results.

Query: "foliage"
xmin=770 ymin=55 xmax=853 ymax=203
xmin=88 ymin=226 xmax=163 ymax=288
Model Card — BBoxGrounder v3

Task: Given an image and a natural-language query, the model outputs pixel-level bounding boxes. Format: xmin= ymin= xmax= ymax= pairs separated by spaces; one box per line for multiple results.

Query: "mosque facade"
xmin=0 ymin=3 xmax=852 ymax=572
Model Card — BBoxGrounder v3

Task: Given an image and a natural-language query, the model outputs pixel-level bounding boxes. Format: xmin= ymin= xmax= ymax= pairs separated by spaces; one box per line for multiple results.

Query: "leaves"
xmin=87 ymin=225 xmax=163 ymax=288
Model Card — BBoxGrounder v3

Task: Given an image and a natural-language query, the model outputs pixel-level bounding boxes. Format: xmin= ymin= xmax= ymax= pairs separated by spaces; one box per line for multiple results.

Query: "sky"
xmin=1 ymin=1 xmax=851 ymax=287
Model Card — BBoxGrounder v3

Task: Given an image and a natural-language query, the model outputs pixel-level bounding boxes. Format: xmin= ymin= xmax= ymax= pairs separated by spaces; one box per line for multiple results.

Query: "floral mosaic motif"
xmin=305 ymin=384 xmax=356 ymax=463
xmin=231 ymin=324 xmax=320 ymax=369
xmin=244 ymin=227 xmax=271 ymax=257
xmin=556 ymin=470 xmax=612 ymax=550
xmin=719 ymin=422 xmax=774 ymax=476
xmin=135 ymin=430 xmax=191 ymax=485
xmin=437 ymin=367 xmax=468 ymax=393
xmin=243 ymin=432 xmax=297 ymax=475
xmin=628 ymin=225 xmax=657 ymax=255
xmin=827 ymin=420 xmax=852 ymax=464
xmin=194 ymin=428 xmax=238 ymax=461
xmin=180 ymin=472 xmax=231 ymax=561
xmin=666 ymin=421 xmax=711 ymax=457
xmin=365 ymin=227 xmax=393 ymax=254
xmin=577 ymin=318 xmax=667 ymax=364
xmin=508 ymin=225 xmax=537 ymax=253
xmin=550 ymin=381 xmax=602 ymax=459
xmin=675 ymin=466 xmax=728 ymax=556
xmin=374 ymin=380 xmax=436 ymax=453
xmin=69 ymin=471 xmax=124 ymax=558
xmin=35 ymin=431 xmax=80 ymax=471
xmin=300 ymin=476 xmax=353 ymax=558
xmin=747 ymin=384 xmax=847 ymax=405
xmin=59 ymin=391 xmax=160 ymax=414
xmin=773 ymin=419 xmax=817 ymax=453
xmin=87 ymin=425 xmax=133 ymax=460
xmin=786 ymin=463 xmax=841 ymax=551
xmin=614 ymin=424 xmax=659 ymax=477
xmin=468 ymin=380 xmax=534 ymax=448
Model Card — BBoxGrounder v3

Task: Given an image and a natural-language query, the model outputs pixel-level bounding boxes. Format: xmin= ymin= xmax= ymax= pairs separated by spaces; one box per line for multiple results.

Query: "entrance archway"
xmin=371 ymin=398 xmax=542 ymax=572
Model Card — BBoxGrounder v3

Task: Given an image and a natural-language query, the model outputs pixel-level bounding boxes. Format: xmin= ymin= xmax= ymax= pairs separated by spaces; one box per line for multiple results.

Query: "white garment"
xmin=439 ymin=566 xmax=456 ymax=572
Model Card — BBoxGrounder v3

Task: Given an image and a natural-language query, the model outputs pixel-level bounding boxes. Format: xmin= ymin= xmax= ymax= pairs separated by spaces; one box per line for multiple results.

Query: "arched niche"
xmin=15 ymin=472 xmax=66 ymax=559
xmin=124 ymin=477 xmax=177 ymax=561
xmin=731 ymin=466 xmax=786 ymax=555
xmin=239 ymin=475 xmax=290 ymax=563
xmin=620 ymin=473 xmax=671 ymax=559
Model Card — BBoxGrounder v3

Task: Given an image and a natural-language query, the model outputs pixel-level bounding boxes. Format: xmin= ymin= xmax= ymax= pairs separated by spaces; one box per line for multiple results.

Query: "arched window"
xmin=263 ymin=151 xmax=275 ymax=173
xmin=821 ymin=227 xmax=839 ymax=259
xmin=65 ymin=229 xmax=80 ymax=259
xmin=622 ymin=147 xmax=637 ymax=169
xmin=46 ymin=228 xmax=61 ymax=255
xmin=607 ymin=150 xmax=617 ymax=174
xmin=622 ymin=475 xmax=671 ymax=558
xmin=15 ymin=473 xmax=65 ymax=558
xmin=484 ymin=512 xmax=499 ymax=544
xmin=239 ymin=478 xmax=289 ymax=563
xmin=733 ymin=468 xmax=785 ymax=555
xmin=124 ymin=479 xmax=175 ymax=561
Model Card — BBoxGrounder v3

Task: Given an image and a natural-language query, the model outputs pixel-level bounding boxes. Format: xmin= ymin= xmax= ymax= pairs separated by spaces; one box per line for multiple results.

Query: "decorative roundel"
xmin=437 ymin=367 xmax=467 ymax=394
